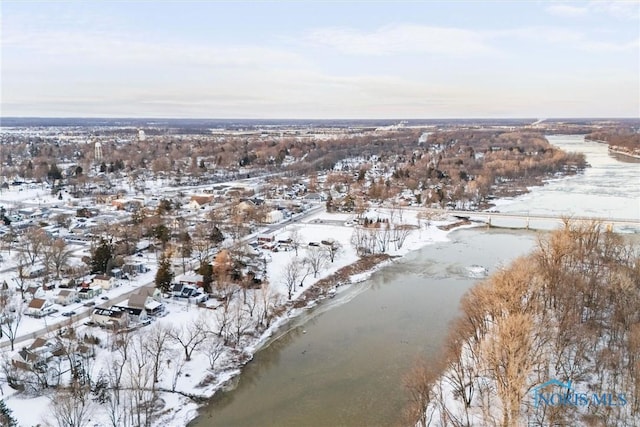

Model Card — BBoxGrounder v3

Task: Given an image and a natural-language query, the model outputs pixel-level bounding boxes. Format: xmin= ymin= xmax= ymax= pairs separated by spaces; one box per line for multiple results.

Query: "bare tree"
xmin=392 ymin=224 xmax=415 ymax=250
xmin=288 ymin=227 xmax=302 ymax=256
xmin=144 ymin=324 xmax=173 ymax=385
xmin=0 ymin=298 xmax=24 ymax=351
xmin=21 ymin=227 xmax=49 ymax=265
xmin=305 ymin=246 xmax=327 ymax=278
xmin=204 ymin=335 xmax=225 ymax=370
xmin=168 ymin=318 xmax=209 ymax=361
xmin=45 ymin=386 xmax=93 ymax=427
xmin=43 ymin=238 xmax=72 ymax=279
xmin=282 ymin=258 xmax=303 ymax=300
xmin=322 ymin=239 xmax=343 ymax=263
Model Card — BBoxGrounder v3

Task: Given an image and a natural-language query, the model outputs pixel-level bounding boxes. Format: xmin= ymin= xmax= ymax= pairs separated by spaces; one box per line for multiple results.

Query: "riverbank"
xmin=156 ymin=216 xmax=470 ymax=427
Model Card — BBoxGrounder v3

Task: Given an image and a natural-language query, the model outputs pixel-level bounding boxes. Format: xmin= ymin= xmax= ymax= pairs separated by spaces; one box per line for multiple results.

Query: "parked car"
xmin=83 ymin=301 xmax=95 ymax=307
xmin=100 ymin=296 xmax=109 ymax=300
xmin=62 ymin=311 xmax=76 ymax=317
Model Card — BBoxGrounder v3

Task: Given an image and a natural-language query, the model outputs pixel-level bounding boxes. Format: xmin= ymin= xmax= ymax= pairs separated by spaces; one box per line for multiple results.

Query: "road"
xmin=0 ymin=282 xmax=156 ymax=350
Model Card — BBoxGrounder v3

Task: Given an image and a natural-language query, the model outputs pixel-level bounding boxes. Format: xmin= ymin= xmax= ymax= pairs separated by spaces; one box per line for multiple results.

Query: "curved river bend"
xmin=191 ymin=135 xmax=640 ymax=427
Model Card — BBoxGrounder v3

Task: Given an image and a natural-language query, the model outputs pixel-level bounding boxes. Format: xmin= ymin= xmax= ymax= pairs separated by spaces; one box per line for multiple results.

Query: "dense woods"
xmin=405 ymin=222 xmax=640 ymax=427
xmin=586 ymin=129 xmax=640 ymax=157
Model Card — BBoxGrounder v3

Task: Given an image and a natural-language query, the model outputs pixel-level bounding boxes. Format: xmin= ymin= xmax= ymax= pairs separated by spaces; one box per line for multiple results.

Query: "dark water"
xmin=191 ymin=228 xmax=540 ymax=427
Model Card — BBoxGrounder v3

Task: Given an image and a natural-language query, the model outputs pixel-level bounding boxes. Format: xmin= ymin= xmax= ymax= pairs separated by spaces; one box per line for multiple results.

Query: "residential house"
xmin=55 ymin=289 xmax=78 ymax=306
xmin=123 ymin=261 xmax=148 ymax=276
xmin=25 ymin=285 xmax=45 ymax=300
xmin=175 ymin=273 xmax=204 ymax=287
xmin=78 ymin=286 xmax=102 ymax=300
xmin=92 ymin=275 xmax=115 ymax=290
xmin=91 ymin=307 xmax=128 ymax=328
xmin=264 ymin=210 xmax=284 ymax=224
xmin=113 ymin=305 xmax=147 ymax=323
xmin=26 ymin=298 xmax=53 ymax=317
xmin=188 ymin=194 xmax=214 ymax=210
xmin=128 ymin=292 xmax=164 ymax=316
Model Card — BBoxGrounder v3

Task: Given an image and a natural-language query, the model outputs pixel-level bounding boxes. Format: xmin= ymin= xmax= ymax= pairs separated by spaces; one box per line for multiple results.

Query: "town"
xmin=0 ymin=118 xmax=631 ymax=426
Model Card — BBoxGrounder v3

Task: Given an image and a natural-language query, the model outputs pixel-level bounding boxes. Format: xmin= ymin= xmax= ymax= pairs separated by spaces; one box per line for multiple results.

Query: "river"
xmin=191 ymin=135 xmax=640 ymax=427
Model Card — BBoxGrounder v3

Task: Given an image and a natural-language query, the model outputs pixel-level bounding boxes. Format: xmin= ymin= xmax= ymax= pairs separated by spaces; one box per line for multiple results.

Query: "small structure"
xmin=257 ymin=234 xmax=275 ymax=244
xmin=188 ymin=194 xmax=214 ymax=210
xmin=175 ymin=273 xmax=204 ymax=287
xmin=26 ymin=298 xmax=53 ymax=317
xmin=92 ymin=275 xmax=115 ymax=290
xmin=92 ymin=307 xmax=128 ymax=328
xmin=55 ymin=289 xmax=78 ymax=306
xmin=113 ymin=305 xmax=148 ymax=323
xmin=78 ymin=286 xmax=102 ymax=300
xmin=264 ymin=210 xmax=284 ymax=224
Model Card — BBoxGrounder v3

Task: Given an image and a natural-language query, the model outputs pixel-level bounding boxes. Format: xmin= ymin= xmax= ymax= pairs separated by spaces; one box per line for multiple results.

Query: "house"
xmin=123 ymin=261 xmax=148 ymax=276
xmin=26 ymin=298 xmax=53 ymax=317
xmin=92 ymin=307 xmax=129 ymax=328
xmin=113 ymin=305 xmax=148 ymax=323
xmin=129 ymin=292 xmax=165 ymax=316
xmin=78 ymin=286 xmax=102 ymax=300
xmin=55 ymin=289 xmax=78 ymax=306
xmin=175 ymin=273 xmax=204 ymax=287
xmin=188 ymin=194 xmax=214 ymax=210
xmin=257 ymin=234 xmax=275 ymax=244
xmin=25 ymin=285 xmax=45 ymax=300
xmin=264 ymin=210 xmax=284 ymax=224
xmin=92 ymin=275 xmax=115 ymax=290
xmin=26 ymin=264 xmax=47 ymax=278
xmin=12 ymin=349 xmax=44 ymax=371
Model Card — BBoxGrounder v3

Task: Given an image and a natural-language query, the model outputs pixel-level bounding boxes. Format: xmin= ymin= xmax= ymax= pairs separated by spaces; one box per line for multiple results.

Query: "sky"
xmin=1 ymin=1 xmax=639 ymax=119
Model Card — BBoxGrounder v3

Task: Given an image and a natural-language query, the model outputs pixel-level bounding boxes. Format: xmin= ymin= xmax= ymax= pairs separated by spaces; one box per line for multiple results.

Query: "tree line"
xmin=405 ymin=222 xmax=640 ymax=427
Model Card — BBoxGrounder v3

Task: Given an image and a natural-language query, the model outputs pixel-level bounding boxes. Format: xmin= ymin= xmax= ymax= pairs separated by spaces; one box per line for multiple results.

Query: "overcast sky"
xmin=1 ymin=1 xmax=639 ymax=119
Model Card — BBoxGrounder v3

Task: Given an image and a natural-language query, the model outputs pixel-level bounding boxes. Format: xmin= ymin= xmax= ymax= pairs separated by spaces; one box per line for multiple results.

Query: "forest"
xmin=405 ymin=222 xmax=640 ymax=427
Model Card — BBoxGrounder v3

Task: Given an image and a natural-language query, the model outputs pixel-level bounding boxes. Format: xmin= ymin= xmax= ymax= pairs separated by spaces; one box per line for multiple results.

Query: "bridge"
xmin=424 ymin=208 xmax=640 ymax=232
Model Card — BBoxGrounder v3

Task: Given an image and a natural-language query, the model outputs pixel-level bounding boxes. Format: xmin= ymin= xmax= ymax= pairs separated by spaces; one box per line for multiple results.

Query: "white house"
xmin=92 ymin=307 xmax=128 ymax=328
xmin=92 ymin=275 xmax=115 ymax=290
xmin=264 ymin=209 xmax=284 ymax=224
xmin=26 ymin=298 xmax=53 ymax=317
xmin=55 ymin=289 xmax=78 ymax=306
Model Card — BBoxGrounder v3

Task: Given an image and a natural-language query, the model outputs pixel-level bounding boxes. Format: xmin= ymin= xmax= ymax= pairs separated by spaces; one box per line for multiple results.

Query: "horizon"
xmin=2 ymin=1 xmax=639 ymax=118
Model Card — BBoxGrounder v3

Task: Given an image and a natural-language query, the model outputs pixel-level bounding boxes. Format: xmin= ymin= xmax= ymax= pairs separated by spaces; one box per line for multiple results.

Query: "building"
xmin=92 ymin=307 xmax=128 ymax=328
xmin=26 ymin=298 xmax=53 ymax=317
xmin=55 ymin=289 xmax=78 ymax=306
xmin=112 ymin=305 xmax=147 ymax=323
xmin=78 ymin=286 xmax=102 ymax=300
xmin=92 ymin=275 xmax=115 ymax=290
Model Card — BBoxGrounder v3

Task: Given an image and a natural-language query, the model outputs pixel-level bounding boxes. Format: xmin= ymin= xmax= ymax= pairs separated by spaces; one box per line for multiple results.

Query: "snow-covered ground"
xmin=1 ymin=207 xmax=466 ymax=427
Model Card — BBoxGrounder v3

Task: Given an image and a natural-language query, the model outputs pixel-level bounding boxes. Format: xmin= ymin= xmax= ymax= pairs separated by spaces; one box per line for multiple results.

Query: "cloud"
xmin=546 ymin=4 xmax=588 ymax=18
xmin=493 ymin=26 xmax=639 ymax=52
xmin=304 ymin=24 xmax=497 ymax=56
xmin=546 ymin=1 xmax=640 ymax=20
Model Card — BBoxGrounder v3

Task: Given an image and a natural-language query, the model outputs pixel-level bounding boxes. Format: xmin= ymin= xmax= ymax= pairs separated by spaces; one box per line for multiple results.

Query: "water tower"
xmin=94 ymin=142 xmax=103 ymax=160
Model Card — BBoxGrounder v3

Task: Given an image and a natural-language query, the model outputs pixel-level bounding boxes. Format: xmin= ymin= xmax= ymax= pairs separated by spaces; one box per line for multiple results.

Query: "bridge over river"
xmin=424 ymin=208 xmax=640 ymax=232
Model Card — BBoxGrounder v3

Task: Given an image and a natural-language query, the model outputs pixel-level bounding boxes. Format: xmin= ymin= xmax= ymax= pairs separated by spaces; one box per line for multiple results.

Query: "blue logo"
xmin=532 ymin=379 xmax=627 ymax=408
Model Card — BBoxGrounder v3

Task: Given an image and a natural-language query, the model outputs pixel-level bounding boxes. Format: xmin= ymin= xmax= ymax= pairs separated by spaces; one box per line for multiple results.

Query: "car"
xmin=83 ymin=301 xmax=95 ymax=307
xmin=100 ymin=296 xmax=109 ymax=300
xmin=62 ymin=311 xmax=76 ymax=317
xmin=141 ymin=319 xmax=152 ymax=326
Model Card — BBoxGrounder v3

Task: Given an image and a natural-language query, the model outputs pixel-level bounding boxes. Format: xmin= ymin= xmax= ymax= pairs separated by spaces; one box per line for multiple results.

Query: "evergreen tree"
xmin=155 ymin=252 xmax=174 ymax=293
xmin=0 ymin=399 xmax=18 ymax=427
xmin=197 ymin=261 xmax=213 ymax=293
xmin=91 ymin=238 xmax=113 ymax=274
